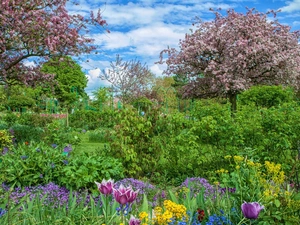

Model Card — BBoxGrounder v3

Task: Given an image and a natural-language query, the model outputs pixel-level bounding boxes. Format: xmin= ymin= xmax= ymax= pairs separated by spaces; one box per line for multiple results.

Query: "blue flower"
xmin=0 ymin=208 xmax=6 ymax=217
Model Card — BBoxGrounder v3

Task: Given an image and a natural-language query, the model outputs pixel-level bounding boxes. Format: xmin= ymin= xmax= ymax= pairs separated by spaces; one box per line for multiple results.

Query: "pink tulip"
xmin=113 ymin=184 xmax=139 ymax=205
xmin=95 ymin=179 xmax=114 ymax=195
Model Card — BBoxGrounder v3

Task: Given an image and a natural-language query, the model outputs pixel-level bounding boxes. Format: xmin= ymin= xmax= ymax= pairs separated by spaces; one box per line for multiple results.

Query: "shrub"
xmin=238 ymin=85 xmax=295 ymax=108
xmin=10 ymin=124 xmax=44 ymax=143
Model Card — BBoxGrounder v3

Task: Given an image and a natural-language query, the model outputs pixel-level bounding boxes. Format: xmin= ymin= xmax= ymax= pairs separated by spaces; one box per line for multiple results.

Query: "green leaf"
xmin=274 ymin=199 xmax=281 ymax=208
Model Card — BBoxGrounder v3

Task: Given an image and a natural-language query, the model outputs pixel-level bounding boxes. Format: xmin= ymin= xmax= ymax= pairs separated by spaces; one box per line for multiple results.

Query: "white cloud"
xmin=85 ymin=68 xmax=111 ymax=96
xmin=280 ymin=0 xmax=300 ymax=12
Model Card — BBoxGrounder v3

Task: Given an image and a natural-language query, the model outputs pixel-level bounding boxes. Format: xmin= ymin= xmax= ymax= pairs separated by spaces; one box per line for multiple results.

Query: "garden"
xmin=1 ymin=85 xmax=300 ymax=225
xmin=1 ymin=1 xmax=300 ymax=224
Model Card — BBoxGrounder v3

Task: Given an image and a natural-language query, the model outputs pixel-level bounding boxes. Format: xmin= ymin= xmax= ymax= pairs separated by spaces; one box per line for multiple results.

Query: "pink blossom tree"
xmin=0 ymin=0 xmax=107 ymax=87
xmin=159 ymin=8 xmax=300 ymax=112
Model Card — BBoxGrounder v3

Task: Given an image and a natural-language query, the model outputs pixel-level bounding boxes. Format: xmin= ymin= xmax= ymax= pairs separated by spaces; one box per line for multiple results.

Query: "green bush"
xmin=2 ymin=113 xmax=19 ymax=127
xmin=18 ymin=113 xmax=54 ymax=127
xmin=0 ymin=143 xmax=66 ymax=187
xmin=5 ymin=95 xmax=35 ymax=110
xmin=10 ymin=124 xmax=44 ymax=143
xmin=69 ymin=109 xmax=116 ymax=130
xmin=0 ymin=143 xmax=124 ymax=189
xmin=58 ymin=153 xmax=124 ymax=190
xmin=238 ymin=85 xmax=295 ymax=108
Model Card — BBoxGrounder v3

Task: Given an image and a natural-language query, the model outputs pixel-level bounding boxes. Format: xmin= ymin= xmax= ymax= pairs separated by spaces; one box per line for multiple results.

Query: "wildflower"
xmin=197 ymin=208 xmax=205 ymax=222
xmin=95 ymin=179 xmax=114 ymax=195
xmin=25 ymin=141 xmax=29 ymax=145
xmin=241 ymin=202 xmax=264 ymax=219
xmin=63 ymin=144 xmax=72 ymax=153
xmin=0 ymin=208 xmax=6 ymax=217
xmin=129 ymin=215 xmax=141 ymax=225
xmin=20 ymin=155 xmax=28 ymax=160
xmin=2 ymin=146 xmax=9 ymax=155
xmin=51 ymin=143 xmax=58 ymax=148
xmin=113 ymin=184 xmax=139 ymax=205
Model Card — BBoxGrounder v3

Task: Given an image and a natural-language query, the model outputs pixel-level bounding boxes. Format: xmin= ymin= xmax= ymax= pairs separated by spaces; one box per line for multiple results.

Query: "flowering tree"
xmin=100 ymin=55 xmax=155 ymax=103
xmin=159 ymin=8 xmax=300 ymax=112
xmin=0 ymin=0 xmax=107 ymax=87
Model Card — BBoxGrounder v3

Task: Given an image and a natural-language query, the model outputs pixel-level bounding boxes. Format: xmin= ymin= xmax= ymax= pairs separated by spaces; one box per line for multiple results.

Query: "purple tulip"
xmin=241 ymin=202 xmax=264 ymax=219
xmin=129 ymin=215 xmax=141 ymax=225
xmin=113 ymin=184 xmax=139 ymax=205
xmin=95 ymin=179 xmax=114 ymax=195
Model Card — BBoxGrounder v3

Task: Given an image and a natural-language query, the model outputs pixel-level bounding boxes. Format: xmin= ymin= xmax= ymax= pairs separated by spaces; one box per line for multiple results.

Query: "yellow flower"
xmin=233 ymin=155 xmax=244 ymax=163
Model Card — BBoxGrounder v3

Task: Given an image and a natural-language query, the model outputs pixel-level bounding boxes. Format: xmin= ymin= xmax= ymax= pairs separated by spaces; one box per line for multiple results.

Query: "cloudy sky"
xmin=66 ymin=0 xmax=300 ymax=96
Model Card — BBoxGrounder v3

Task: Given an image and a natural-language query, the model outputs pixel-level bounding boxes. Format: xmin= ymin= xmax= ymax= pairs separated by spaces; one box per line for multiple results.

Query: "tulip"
xmin=113 ymin=184 xmax=139 ymax=205
xmin=241 ymin=202 xmax=264 ymax=219
xmin=95 ymin=179 xmax=114 ymax=195
xmin=129 ymin=215 xmax=141 ymax=225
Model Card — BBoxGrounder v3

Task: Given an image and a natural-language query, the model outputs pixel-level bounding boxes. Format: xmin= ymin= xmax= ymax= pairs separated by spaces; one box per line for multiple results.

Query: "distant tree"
xmin=0 ymin=0 xmax=107 ymax=87
xmin=159 ymin=8 xmax=300 ymax=113
xmin=100 ymin=55 xmax=155 ymax=103
xmin=91 ymin=87 xmax=112 ymax=109
xmin=41 ymin=56 xmax=88 ymax=106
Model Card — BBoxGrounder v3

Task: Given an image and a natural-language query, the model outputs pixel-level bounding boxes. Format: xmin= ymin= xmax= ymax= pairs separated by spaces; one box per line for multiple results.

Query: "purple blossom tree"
xmin=0 ymin=0 xmax=107 ymax=87
xmin=159 ymin=8 xmax=300 ymax=112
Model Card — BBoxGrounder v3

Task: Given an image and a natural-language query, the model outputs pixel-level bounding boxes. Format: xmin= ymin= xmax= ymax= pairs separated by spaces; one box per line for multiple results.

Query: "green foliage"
xmin=58 ymin=153 xmax=124 ymax=190
xmin=0 ymin=142 xmax=124 ymax=190
xmin=239 ymin=85 xmax=295 ymax=108
xmin=0 ymin=130 xmax=13 ymax=149
xmin=0 ymin=143 xmax=66 ymax=187
xmin=69 ymin=109 xmax=116 ymax=130
xmin=107 ymin=105 xmax=164 ymax=177
xmin=2 ymin=113 xmax=19 ymax=127
xmin=41 ymin=56 xmax=88 ymax=106
xmin=88 ymin=128 xmax=111 ymax=143
xmin=44 ymin=120 xmax=80 ymax=146
xmin=17 ymin=113 xmax=54 ymax=127
xmin=10 ymin=124 xmax=44 ymax=143
xmin=5 ymin=95 xmax=35 ymax=110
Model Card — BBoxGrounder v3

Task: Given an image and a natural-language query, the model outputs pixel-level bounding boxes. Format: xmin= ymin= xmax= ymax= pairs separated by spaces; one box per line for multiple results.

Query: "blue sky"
xmin=66 ymin=0 xmax=300 ymax=96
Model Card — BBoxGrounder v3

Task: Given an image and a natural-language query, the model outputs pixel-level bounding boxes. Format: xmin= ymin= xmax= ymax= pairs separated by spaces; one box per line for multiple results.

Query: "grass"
xmin=74 ymin=131 xmax=107 ymax=155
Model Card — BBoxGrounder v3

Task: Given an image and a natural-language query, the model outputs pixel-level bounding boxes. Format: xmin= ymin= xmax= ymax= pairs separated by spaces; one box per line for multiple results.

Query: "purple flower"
xmin=241 ymin=202 xmax=264 ymax=219
xmin=129 ymin=215 xmax=141 ymax=225
xmin=95 ymin=179 xmax=114 ymax=195
xmin=63 ymin=144 xmax=72 ymax=153
xmin=51 ymin=144 xmax=57 ymax=148
xmin=2 ymin=146 xmax=9 ymax=155
xmin=113 ymin=184 xmax=139 ymax=205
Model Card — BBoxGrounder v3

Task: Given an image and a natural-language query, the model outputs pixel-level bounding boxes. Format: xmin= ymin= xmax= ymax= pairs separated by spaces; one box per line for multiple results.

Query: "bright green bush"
xmin=0 ymin=142 xmax=124 ymax=189
xmin=238 ymin=85 xmax=295 ymax=108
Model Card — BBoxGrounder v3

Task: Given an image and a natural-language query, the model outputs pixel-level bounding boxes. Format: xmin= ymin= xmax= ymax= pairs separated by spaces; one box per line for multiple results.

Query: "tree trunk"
xmin=228 ymin=92 xmax=237 ymax=116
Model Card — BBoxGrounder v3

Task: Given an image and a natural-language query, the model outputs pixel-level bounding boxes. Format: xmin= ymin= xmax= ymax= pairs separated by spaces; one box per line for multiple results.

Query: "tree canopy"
xmin=159 ymin=8 xmax=300 ymax=112
xmin=0 ymin=0 xmax=107 ymax=87
xmin=41 ymin=56 xmax=88 ymax=106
